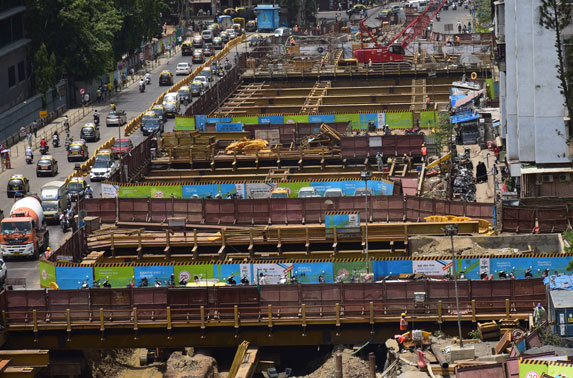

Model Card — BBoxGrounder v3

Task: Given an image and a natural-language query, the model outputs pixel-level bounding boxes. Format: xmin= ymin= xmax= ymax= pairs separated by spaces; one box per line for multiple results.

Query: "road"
xmin=2 ymin=36 xmax=252 ymax=289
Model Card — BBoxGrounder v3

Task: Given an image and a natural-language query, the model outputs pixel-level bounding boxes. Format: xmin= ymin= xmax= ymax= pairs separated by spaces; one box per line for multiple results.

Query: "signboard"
xmin=94 ymin=265 xmax=134 ymax=287
xmin=39 ymin=261 xmax=57 ymax=288
xmin=214 ymin=264 xmax=251 ymax=284
xmin=101 ymin=183 xmax=118 ymax=198
xmin=255 ymin=129 xmax=280 ymax=145
xmin=251 ymin=263 xmax=293 ymax=284
xmin=377 ymin=113 xmax=386 ymax=129
xmin=325 ymin=212 xmax=360 ymax=236
xmin=412 ymin=259 xmax=453 ymax=276
xmin=174 ymin=264 xmax=215 ymax=286
xmin=39 ymin=111 xmax=48 ymax=119
xmin=216 ymin=122 xmax=243 ymax=132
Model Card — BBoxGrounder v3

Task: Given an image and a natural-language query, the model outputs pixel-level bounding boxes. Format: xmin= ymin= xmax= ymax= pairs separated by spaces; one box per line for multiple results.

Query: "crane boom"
xmin=388 ymin=0 xmax=448 ymax=48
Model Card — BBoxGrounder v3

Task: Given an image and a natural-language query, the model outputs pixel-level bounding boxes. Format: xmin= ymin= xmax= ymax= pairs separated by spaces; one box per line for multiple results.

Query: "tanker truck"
xmin=0 ymin=196 xmax=49 ymax=259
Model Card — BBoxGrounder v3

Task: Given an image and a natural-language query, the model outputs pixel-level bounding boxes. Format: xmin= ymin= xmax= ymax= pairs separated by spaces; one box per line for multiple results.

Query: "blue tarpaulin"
xmin=544 ymin=274 xmax=573 ymax=290
xmin=450 ymin=110 xmax=479 ymax=124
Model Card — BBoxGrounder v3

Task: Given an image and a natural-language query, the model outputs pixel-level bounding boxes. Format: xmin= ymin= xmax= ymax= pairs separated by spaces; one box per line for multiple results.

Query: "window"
xmin=8 ymin=65 xmax=15 ymax=87
xmin=17 ymin=61 xmax=24 ymax=82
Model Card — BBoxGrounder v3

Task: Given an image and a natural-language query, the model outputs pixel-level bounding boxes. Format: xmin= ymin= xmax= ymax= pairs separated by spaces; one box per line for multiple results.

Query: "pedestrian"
xmin=400 ymin=313 xmax=408 ymax=332
xmin=421 ymin=143 xmax=427 ymax=164
xmin=32 ymin=120 xmax=38 ymax=137
xmin=294 ymin=24 xmax=299 ymax=34
xmin=113 ymin=78 xmax=118 ymax=93
xmin=494 ymin=146 xmax=500 ymax=162
xmin=446 ymin=37 xmax=451 ymax=46
xmin=64 ymin=115 xmax=70 ymax=133
xmin=27 ymin=131 xmax=32 ymax=146
xmin=107 ymin=82 xmax=113 ymax=97
xmin=163 ymin=22 xmax=168 ymax=35
xmin=425 ymin=95 xmax=431 ymax=110
xmin=368 ymin=57 xmax=372 ymax=70
xmin=457 ymin=21 xmax=462 ymax=33
xmin=96 ymin=87 xmax=102 ymax=102
xmin=376 ymin=152 xmax=383 ymax=172
xmin=533 ymin=303 xmax=546 ymax=326
xmin=320 ymin=57 xmax=325 ymax=68
xmin=455 ymin=35 xmax=460 ymax=45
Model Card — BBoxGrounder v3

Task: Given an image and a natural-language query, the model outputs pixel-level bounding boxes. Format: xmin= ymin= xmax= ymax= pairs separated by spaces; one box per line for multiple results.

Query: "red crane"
xmin=353 ymin=0 xmax=447 ymax=64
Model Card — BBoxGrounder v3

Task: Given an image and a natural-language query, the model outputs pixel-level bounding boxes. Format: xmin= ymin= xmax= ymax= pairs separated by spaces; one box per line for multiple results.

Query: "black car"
xmin=159 ymin=71 xmax=173 ymax=86
xmin=141 ymin=117 xmax=164 ymax=136
xmin=192 ymin=50 xmax=205 ymax=63
xmin=80 ymin=123 xmax=100 ymax=142
xmin=190 ymin=82 xmax=204 ymax=97
xmin=203 ymin=43 xmax=215 ymax=57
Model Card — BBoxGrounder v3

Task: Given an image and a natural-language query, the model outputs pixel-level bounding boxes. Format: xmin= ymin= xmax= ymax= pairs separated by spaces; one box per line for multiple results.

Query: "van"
xmin=298 ymin=187 xmax=319 ymax=198
xmin=324 ymin=188 xmax=344 ymax=198
xmin=248 ymin=188 xmax=271 ymax=199
xmin=270 ymin=188 xmax=289 ymax=198
xmin=41 ymin=181 xmax=67 ymax=224
xmin=201 ymin=29 xmax=213 ymax=43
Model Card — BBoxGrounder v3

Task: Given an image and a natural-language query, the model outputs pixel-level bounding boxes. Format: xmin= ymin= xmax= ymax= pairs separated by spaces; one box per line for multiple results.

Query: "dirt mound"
xmin=291 ymin=347 xmax=372 ymax=378
xmin=83 ymin=349 xmax=163 ymax=378
xmin=164 ymin=351 xmax=218 ymax=378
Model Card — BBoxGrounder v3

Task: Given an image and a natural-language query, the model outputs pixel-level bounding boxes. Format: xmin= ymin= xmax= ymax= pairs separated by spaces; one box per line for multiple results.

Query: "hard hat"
xmin=422 ymin=144 xmax=425 ymax=146
xmin=401 ymin=313 xmax=406 ymax=317
xmin=47 ymin=247 xmax=51 ymax=251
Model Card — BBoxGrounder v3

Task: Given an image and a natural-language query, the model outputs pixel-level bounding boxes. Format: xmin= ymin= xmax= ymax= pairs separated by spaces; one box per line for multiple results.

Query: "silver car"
xmin=105 ymin=110 xmax=127 ymax=127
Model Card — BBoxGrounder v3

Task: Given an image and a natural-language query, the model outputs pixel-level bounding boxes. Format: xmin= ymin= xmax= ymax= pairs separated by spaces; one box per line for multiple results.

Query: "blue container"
xmin=255 ymin=4 xmax=280 ymax=32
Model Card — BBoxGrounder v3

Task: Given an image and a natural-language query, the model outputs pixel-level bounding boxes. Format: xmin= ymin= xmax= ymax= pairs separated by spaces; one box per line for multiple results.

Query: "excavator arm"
xmin=387 ymin=0 xmax=448 ymax=49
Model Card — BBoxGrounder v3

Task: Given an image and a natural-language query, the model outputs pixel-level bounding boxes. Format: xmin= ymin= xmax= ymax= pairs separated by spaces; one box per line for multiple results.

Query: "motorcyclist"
xmin=40 ymin=138 xmax=47 ymax=148
xmin=110 ymin=103 xmax=116 ymax=111
xmin=93 ymin=110 xmax=100 ymax=125
xmin=53 ymin=131 xmax=59 ymax=145
xmin=25 ymin=146 xmax=33 ymax=161
xmin=85 ymin=185 xmax=94 ymax=198
xmin=145 ymin=72 xmax=151 ymax=84
xmin=139 ymin=78 xmax=145 ymax=91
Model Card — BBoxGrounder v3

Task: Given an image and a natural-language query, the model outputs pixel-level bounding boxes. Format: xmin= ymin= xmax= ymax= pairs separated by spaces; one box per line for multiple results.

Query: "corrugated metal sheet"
xmin=455 ymin=362 xmax=505 ymax=378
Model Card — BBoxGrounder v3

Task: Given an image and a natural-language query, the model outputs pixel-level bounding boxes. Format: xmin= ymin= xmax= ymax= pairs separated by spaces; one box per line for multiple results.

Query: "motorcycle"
xmin=65 ymin=139 xmax=71 ymax=151
xmin=93 ymin=280 xmax=101 ymax=288
xmin=102 ymin=278 xmax=112 ymax=288
xmin=93 ymin=114 xmax=100 ymax=126
xmin=139 ymin=82 xmax=145 ymax=93
xmin=25 ymin=154 xmax=33 ymax=165
xmin=52 ymin=134 xmax=60 ymax=148
xmin=224 ymin=61 xmax=232 ymax=71
xmin=85 ymin=190 xmax=93 ymax=199
xmin=179 ymin=277 xmax=188 ymax=286
xmin=436 ymin=13 xmax=440 ymax=21
xmin=278 ymin=275 xmax=288 ymax=284
xmin=79 ymin=276 xmax=90 ymax=289
xmin=405 ymin=125 xmax=423 ymax=135
xmin=145 ymin=76 xmax=151 ymax=85
xmin=40 ymin=145 xmax=49 ymax=155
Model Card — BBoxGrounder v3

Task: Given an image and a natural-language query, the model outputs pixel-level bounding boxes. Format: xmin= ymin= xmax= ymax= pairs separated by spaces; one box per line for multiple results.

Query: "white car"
xmin=0 ymin=258 xmax=7 ymax=284
xmin=90 ymin=158 xmax=117 ymax=182
xmin=163 ymin=92 xmax=180 ymax=107
xmin=176 ymin=62 xmax=192 ymax=76
xmin=195 ymin=75 xmax=209 ymax=88
xmin=225 ymin=29 xmax=237 ymax=39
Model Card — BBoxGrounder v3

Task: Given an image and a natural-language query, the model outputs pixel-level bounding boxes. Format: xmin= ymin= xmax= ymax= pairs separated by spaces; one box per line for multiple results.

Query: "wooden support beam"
xmin=305 ymin=227 xmax=310 ymax=254
xmin=164 ymin=230 xmax=170 ymax=259
xmin=137 ymin=229 xmax=142 ymax=259
xmin=248 ymin=229 xmax=254 ymax=258
xmin=192 ymin=229 xmax=198 ymax=259
xmin=218 ymin=228 xmax=226 ymax=259
xmin=333 ymin=226 xmax=338 ymax=255
xmin=277 ymin=228 xmax=282 ymax=255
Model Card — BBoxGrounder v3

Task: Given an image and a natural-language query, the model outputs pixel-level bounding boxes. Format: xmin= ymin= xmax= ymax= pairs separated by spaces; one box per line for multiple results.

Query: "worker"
xmin=394 ymin=333 xmax=407 ymax=353
xmin=110 ymin=103 xmax=116 ymax=111
xmin=320 ymin=57 xmax=325 ymax=69
xmin=258 ymin=272 xmax=267 ymax=285
xmin=294 ymin=24 xmax=299 ymax=34
xmin=446 ymin=37 xmax=451 ymax=46
xmin=533 ymin=303 xmax=546 ymax=326
xmin=376 ymin=152 xmax=383 ymax=172
xmin=455 ymin=35 xmax=460 ymax=45
xmin=421 ymin=144 xmax=427 ymax=164
xmin=425 ymin=95 xmax=431 ymax=110
xmin=368 ymin=58 xmax=372 ymax=70
xmin=400 ymin=313 xmax=408 ymax=331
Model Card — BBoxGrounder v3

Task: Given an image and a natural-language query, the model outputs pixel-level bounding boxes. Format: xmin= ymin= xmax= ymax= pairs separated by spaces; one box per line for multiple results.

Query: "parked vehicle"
xmin=270 ymin=188 xmax=289 ymax=198
xmin=297 ymin=187 xmax=320 ymax=198
xmin=324 ymin=188 xmax=344 ymax=197
xmin=0 ymin=196 xmax=49 ymax=259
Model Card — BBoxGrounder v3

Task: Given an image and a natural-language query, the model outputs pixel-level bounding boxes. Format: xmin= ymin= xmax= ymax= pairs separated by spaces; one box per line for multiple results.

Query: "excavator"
xmin=353 ymin=0 xmax=447 ymax=63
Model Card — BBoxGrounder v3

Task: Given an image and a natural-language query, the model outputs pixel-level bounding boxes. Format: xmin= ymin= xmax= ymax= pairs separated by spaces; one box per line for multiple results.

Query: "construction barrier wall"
xmin=80 ymin=195 xmax=495 ymax=225
xmin=502 ymin=204 xmax=573 ymax=233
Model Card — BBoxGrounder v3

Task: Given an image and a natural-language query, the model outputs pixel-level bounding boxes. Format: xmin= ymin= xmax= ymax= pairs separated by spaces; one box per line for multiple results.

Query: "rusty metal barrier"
xmin=502 ymin=204 xmax=572 ymax=233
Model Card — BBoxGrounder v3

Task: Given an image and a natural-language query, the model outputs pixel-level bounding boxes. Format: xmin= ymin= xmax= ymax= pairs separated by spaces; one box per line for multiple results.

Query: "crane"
xmin=353 ymin=0 xmax=447 ymax=64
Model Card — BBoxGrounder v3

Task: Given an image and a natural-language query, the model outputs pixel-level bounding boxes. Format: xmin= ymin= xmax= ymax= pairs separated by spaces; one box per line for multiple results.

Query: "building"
xmin=494 ymin=0 xmax=573 ymax=199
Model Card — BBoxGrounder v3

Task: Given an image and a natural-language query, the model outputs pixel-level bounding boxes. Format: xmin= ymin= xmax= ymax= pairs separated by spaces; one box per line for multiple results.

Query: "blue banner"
xmin=56 ymin=266 xmax=94 ymax=290
xmin=360 ymin=113 xmax=378 ymax=126
xmin=216 ymin=122 xmax=243 ymax=132
xmin=325 ymin=213 xmax=360 ymax=233
xmin=134 ymin=265 xmax=174 ymax=287
xmin=373 ymin=260 xmax=412 ymax=279
xmin=258 ymin=116 xmax=284 ymax=124
xmin=309 ymin=114 xmax=335 ymax=123
xmin=450 ymin=110 xmax=479 ymax=124
xmin=293 ymin=262 xmax=334 ymax=283
xmin=195 ymin=115 xmax=207 ymax=131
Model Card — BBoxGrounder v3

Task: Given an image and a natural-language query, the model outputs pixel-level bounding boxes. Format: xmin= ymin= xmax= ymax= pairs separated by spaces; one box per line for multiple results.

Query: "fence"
xmin=502 ymin=204 xmax=573 ymax=233
xmin=81 ymin=195 xmax=494 ymax=225
xmin=107 ymin=134 xmax=154 ymax=183
xmin=341 ymin=135 xmax=425 ymax=157
xmin=46 ymin=227 xmax=88 ymax=263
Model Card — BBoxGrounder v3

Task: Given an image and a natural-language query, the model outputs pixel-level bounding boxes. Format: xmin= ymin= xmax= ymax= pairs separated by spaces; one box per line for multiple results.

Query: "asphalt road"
xmin=2 ymin=36 xmax=252 ymax=289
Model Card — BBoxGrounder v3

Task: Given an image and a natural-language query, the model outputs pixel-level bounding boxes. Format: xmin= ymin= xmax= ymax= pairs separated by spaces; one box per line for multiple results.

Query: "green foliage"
xmin=468 ymin=329 xmax=480 ymax=339
xmin=33 ymin=43 xmax=58 ymax=108
xmin=475 ymin=0 xmax=492 ymax=28
xmin=280 ymin=0 xmax=300 ymax=27
xmin=538 ymin=0 xmax=573 ymax=137
xmin=25 ymin=0 xmax=167 ymax=82
xmin=433 ymin=111 xmax=452 ymax=154
xmin=433 ymin=330 xmax=446 ymax=338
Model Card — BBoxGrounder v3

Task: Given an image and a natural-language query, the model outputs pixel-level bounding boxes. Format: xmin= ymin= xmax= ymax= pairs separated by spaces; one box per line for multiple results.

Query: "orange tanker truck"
xmin=0 ymin=196 xmax=49 ymax=259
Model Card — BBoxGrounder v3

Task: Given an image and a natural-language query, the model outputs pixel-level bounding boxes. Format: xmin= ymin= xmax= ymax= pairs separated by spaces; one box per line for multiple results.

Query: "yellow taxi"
xmin=96 ymin=149 xmax=113 ymax=160
xmin=159 ymin=70 xmax=173 ymax=86
xmin=7 ymin=174 xmax=30 ymax=198
xmin=182 ymin=41 xmax=193 ymax=56
xmin=67 ymin=141 xmax=89 ymax=162
xmin=208 ymin=23 xmax=221 ymax=35
xmin=66 ymin=177 xmax=87 ymax=201
xmin=151 ymin=104 xmax=166 ymax=121
xmin=36 ymin=155 xmax=59 ymax=177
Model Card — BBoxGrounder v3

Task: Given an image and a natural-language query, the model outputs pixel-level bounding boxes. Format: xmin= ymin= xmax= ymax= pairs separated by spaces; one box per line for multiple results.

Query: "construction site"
xmin=1 ymin=1 xmax=572 ymax=378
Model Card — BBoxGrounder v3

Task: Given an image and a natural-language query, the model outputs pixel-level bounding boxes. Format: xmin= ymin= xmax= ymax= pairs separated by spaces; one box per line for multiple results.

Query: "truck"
xmin=0 ymin=196 xmax=49 ymax=259
xmin=40 ymin=181 xmax=67 ymax=224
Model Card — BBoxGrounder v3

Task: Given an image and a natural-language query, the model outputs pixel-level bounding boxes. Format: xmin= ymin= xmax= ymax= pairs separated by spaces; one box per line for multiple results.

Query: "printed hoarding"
xmin=214 ymin=264 xmax=252 ymax=284
xmin=173 ymin=264 xmax=215 ymax=286
xmin=39 ymin=261 xmax=57 ymax=288
xmin=133 ymin=265 xmax=174 ymax=287
xmin=252 ymin=263 xmax=293 ymax=284
xmin=94 ymin=266 xmax=134 ymax=288
xmin=55 ymin=266 xmax=94 ymax=289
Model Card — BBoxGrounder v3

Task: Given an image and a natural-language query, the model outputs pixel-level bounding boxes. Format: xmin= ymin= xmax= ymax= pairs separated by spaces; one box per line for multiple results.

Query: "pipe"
xmin=335 ymin=353 xmax=343 ymax=378
xmin=430 ymin=344 xmax=449 ymax=369
xmin=368 ymin=352 xmax=376 ymax=378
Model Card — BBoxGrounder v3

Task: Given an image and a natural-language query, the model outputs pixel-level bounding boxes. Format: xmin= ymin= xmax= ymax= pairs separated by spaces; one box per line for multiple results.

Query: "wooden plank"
xmin=234 ymin=347 xmax=260 ymax=378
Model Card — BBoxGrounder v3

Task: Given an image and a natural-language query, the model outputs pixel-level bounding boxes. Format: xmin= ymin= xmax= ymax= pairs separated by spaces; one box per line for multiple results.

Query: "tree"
xmin=33 ymin=43 xmax=58 ymax=108
xmin=538 ymin=0 xmax=573 ymax=137
xmin=475 ymin=0 xmax=492 ymax=30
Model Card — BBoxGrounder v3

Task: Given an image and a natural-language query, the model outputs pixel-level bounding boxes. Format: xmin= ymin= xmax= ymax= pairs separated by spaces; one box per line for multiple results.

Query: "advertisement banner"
xmin=55 ymin=266 xmax=94 ymax=290
xmin=215 ymin=264 xmax=252 ymax=284
xmin=377 ymin=113 xmax=386 ymax=129
xmin=335 ymin=113 xmax=361 ymax=129
xmin=245 ymin=182 xmax=276 ymax=199
xmin=372 ymin=259 xmax=412 ymax=279
xmin=490 ymin=256 xmax=571 ymax=279
xmin=332 ymin=261 xmax=372 ymax=283
xmin=101 ymin=183 xmax=119 ymax=198
xmin=174 ymin=116 xmax=196 ymax=131
xmin=283 ymin=115 xmax=309 ymax=124
xmin=216 ymin=122 xmax=243 ymax=132
xmin=39 ymin=261 xmax=57 ymax=288
xmin=360 ymin=113 xmax=378 ymax=127
xmin=309 ymin=114 xmax=335 ymax=123
xmin=325 ymin=213 xmax=360 ymax=234
xmin=279 ymin=181 xmax=311 ymax=198
xmin=258 ymin=116 xmax=284 ymax=124
xmin=412 ymin=259 xmax=453 ymax=276
xmin=94 ymin=266 xmax=134 ymax=288
xmin=419 ymin=111 xmax=437 ymax=128
xmin=150 ymin=185 xmax=182 ymax=199
xmin=134 ymin=265 xmax=174 ymax=287
xmin=119 ymin=185 xmax=151 ymax=198
xmin=519 ymin=362 xmax=547 ymax=378
xmin=386 ymin=112 xmax=414 ymax=128
xmin=455 ymin=258 xmax=488 ymax=280
xmin=231 ymin=116 xmax=259 ymax=125
xmin=292 ymin=262 xmax=334 ymax=283
xmin=173 ymin=264 xmax=215 ymax=286
xmin=251 ymin=263 xmax=293 ymax=284
xmin=195 ymin=115 xmax=207 ymax=131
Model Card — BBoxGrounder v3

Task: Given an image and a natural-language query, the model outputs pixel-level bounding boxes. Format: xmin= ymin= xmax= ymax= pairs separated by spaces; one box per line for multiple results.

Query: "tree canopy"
xmin=25 ymin=0 xmax=167 ymax=82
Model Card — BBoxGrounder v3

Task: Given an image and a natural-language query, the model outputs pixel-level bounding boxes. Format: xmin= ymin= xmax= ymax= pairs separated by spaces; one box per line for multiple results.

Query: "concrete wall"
xmin=504 ymin=0 xmax=518 ymax=162
xmin=0 ymin=41 xmax=32 ymax=114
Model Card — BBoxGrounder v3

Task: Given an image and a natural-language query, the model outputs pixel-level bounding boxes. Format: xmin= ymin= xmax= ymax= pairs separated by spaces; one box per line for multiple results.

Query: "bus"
xmin=218 ymin=15 xmax=233 ymax=30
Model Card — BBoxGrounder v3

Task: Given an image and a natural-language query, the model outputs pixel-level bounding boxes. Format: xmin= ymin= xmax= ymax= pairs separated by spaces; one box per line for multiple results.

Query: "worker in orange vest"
xmin=421 ymin=144 xmax=427 ymax=164
xmin=455 ymin=35 xmax=460 ymax=45
xmin=425 ymin=95 xmax=431 ymax=110
xmin=400 ymin=313 xmax=408 ymax=331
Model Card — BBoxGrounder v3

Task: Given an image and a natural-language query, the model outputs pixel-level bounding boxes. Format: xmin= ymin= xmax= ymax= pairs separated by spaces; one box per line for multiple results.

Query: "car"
xmin=194 ymin=75 xmax=209 ymax=88
xmin=202 ymin=43 xmax=215 ymax=57
xmin=376 ymin=9 xmax=390 ymax=19
xmin=80 ymin=123 xmax=100 ymax=142
xmin=151 ymin=104 xmax=167 ymax=122
xmin=90 ymin=158 xmax=117 ymax=182
xmin=246 ymin=20 xmax=257 ymax=32
xmin=220 ymin=31 xmax=230 ymax=43
xmin=192 ymin=50 xmax=205 ymax=63
xmin=178 ymin=86 xmax=191 ymax=105
xmin=200 ymin=68 xmax=213 ymax=82
xmin=346 ymin=4 xmax=367 ymax=17
xmin=159 ymin=71 xmax=173 ymax=86
xmin=270 ymin=188 xmax=289 ymax=198
xmin=249 ymin=34 xmax=262 ymax=47
xmin=7 ymin=175 xmax=30 ymax=198
xmin=324 ymin=188 xmax=344 ymax=197
xmin=112 ymin=138 xmax=133 ymax=159
xmin=213 ymin=37 xmax=223 ymax=49
xmin=192 ymin=35 xmax=203 ymax=48
xmin=66 ymin=177 xmax=87 ymax=201
xmin=354 ymin=187 xmax=374 ymax=196
xmin=273 ymin=27 xmax=292 ymax=38
xmin=181 ymin=41 xmax=193 ymax=56
xmin=201 ymin=29 xmax=214 ymax=43
xmin=141 ymin=117 xmax=164 ymax=136
xmin=96 ymin=149 xmax=113 ymax=161
xmin=141 ymin=111 xmax=159 ymax=131
xmin=208 ymin=23 xmax=221 ymax=36
xmin=36 ymin=155 xmax=59 ymax=177
xmin=298 ymin=187 xmax=320 ymax=198
xmin=190 ymin=81 xmax=205 ymax=97
xmin=225 ymin=28 xmax=237 ymax=39
xmin=163 ymin=92 xmax=180 ymax=107
xmin=67 ymin=142 xmax=89 ymax=162
xmin=390 ymin=5 xmax=401 ymax=14
xmin=105 ymin=110 xmax=127 ymax=126
xmin=232 ymin=23 xmax=243 ymax=36
xmin=164 ymin=101 xmax=179 ymax=117
xmin=176 ymin=62 xmax=192 ymax=76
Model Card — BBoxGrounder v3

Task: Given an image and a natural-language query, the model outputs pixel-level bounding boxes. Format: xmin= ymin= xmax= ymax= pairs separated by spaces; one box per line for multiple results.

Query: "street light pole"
xmin=361 ymin=170 xmax=372 ymax=273
xmin=445 ymin=224 xmax=463 ymax=348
